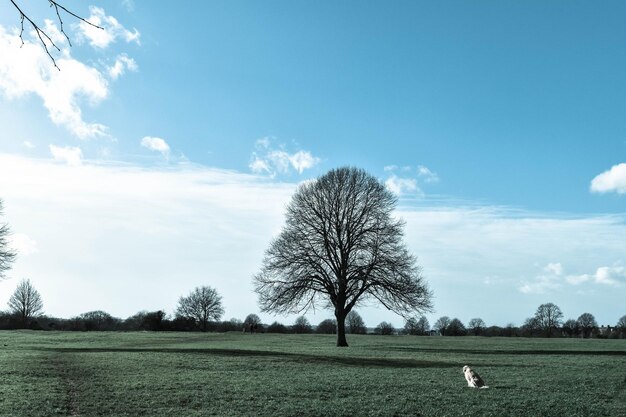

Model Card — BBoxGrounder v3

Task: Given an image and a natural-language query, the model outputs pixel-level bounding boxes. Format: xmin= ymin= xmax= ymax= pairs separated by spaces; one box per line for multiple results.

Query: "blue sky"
xmin=0 ymin=1 xmax=625 ymax=328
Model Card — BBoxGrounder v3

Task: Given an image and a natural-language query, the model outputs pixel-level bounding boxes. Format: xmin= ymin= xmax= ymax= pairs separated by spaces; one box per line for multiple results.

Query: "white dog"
xmin=463 ymin=365 xmax=488 ymax=389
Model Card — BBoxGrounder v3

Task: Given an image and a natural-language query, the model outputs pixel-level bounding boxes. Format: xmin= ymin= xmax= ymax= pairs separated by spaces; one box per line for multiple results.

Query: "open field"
xmin=0 ymin=331 xmax=624 ymax=416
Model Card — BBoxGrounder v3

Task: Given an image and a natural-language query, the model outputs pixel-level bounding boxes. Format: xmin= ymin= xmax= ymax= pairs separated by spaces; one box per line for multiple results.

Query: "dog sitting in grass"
xmin=463 ymin=365 xmax=488 ymax=389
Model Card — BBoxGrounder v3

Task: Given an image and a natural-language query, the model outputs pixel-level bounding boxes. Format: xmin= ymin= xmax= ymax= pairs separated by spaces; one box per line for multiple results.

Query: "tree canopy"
xmin=254 ymin=167 xmax=432 ymax=346
xmin=175 ymin=286 xmax=224 ymax=331
xmin=8 ymin=279 xmax=43 ymax=325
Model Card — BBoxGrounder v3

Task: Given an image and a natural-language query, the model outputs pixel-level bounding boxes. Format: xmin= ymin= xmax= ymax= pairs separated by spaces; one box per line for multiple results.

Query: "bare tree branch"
xmin=8 ymin=0 xmax=104 ymax=70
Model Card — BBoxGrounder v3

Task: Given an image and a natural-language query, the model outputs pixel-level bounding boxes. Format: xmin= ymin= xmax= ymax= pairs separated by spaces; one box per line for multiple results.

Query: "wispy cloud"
xmin=49 ymin=145 xmax=83 ymax=166
xmin=417 ymin=165 xmax=439 ymax=183
xmin=566 ymin=265 xmax=626 ymax=287
xmin=519 ymin=262 xmax=625 ymax=294
xmin=141 ymin=136 xmax=170 ymax=158
xmin=385 ymin=175 xmax=420 ymax=196
xmin=590 ymin=163 xmax=626 ymax=194
xmin=518 ymin=263 xmax=565 ymax=294
xmin=76 ymin=7 xmax=140 ymax=49
xmin=249 ymin=137 xmax=321 ymax=176
xmin=108 ymin=53 xmax=138 ymax=80
xmin=383 ymin=164 xmax=438 ymax=196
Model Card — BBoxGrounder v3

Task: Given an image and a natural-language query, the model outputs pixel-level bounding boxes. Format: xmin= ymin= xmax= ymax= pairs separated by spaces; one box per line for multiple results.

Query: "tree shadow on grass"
xmin=380 ymin=346 xmax=626 ymax=356
xmin=34 ymin=347 xmax=457 ymax=369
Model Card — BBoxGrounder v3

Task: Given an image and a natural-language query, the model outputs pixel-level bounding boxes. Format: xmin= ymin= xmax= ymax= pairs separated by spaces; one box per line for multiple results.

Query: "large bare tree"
xmin=0 ymin=200 xmax=16 ymax=281
xmin=175 ymin=286 xmax=224 ymax=332
xmin=254 ymin=167 xmax=432 ymax=346
xmin=8 ymin=278 xmax=43 ymax=325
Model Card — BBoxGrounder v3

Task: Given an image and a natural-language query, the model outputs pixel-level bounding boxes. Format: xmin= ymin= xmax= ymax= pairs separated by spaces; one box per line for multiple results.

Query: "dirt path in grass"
xmin=51 ymin=354 xmax=81 ymax=417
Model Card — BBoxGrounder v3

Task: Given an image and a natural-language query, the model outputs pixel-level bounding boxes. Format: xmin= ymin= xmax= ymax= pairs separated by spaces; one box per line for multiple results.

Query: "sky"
xmin=0 ymin=1 xmax=625 ymax=329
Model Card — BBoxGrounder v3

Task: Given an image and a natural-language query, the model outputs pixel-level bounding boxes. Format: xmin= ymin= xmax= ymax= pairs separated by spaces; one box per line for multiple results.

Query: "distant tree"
xmin=254 ymin=167 xmax=433 ymax=347
xmin=316 ymin=318 xmax=337 ymax=334
xmin=404 ymin=316 xmax=420 ymax=335
xmin=522 ymin=317 xmax=541 ymax=337
xmin=468 ymin=318 xmax=486 ymax=336
xmin=404 ymin=315 xmax=430 ymax=336
xmin=375 ymin=321 xmax=395 ymax=335
xmin=175 ymin=286 xmax=224 ymax=331
xmin=266 ymin=321 xmax=288 ymax=333
xmin=243 ymin=313 xmax=262 ymax=332
xmin=142 ymin=310 xmax=166 ymax=331
xmin=576 ymin=313 xmax=597 ymax=338
xmin=617 ymin=315 xmax=626 ymax=338
xmin=244 ymin=314 xmax=261 ymax=327
xmin=447 ymin=318 xmax=467 ymax=336
xmin=433 ymin=316 xmax=451 ymax=336
xmin=171 ymin=315 xmax=196 ymax=332
xmin=346 ymin=311 xmax=367 ymax=334
xmin=503 ymin=323 xmax=518 ymax=337
xmin=416 ymin=316 xmax=430 ymax=335
xmin=0 ymin=200 xmax=16 ymax=281
xmin=562 ymin=319 xmax=578 ymax=337
xmin=292 ymin=316 xmax=312 ymax=334
xmin=78 ymin=310 xmax=120 ymax=331
xmin=8 ymin=279 xmax=43 ymax=326
xmin=229 ymin=317 xmax=243 ymax=328
xmin=533 ymin=303 xmax=563 ymax=337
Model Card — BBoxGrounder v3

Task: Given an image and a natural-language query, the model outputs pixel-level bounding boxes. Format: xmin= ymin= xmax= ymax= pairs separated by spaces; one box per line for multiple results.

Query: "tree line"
xmin=1 ymin=279 xmax=624 ymax=339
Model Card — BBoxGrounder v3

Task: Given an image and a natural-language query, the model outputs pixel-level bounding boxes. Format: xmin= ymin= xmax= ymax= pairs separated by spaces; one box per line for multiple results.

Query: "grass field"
xmin=0 ymin=331 xmax=624 ymax=416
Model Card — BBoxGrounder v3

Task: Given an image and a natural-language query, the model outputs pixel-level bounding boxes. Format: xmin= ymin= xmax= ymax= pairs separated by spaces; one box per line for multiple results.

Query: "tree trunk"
xmin=336 ymin=310 xmax=349 ymax=347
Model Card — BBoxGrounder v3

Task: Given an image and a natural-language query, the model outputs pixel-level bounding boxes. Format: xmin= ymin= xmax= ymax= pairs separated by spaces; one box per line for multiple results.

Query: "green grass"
xmin=0 ymin=331 xmax=624 ymax=416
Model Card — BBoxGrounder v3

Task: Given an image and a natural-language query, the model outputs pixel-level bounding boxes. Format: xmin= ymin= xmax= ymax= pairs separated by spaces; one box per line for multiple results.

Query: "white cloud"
xmin=0 ymin=24 xmax=110 ymax=138
xmin=49 ymin=145 xmax=83 ymax=166
xmin=141 ymin=136 xmax=170 ymax=157
xmin=520 ymin=261 xmax=625 ymax=294
xmin=285 ymin=150 xmax=319 ymax=174
xmin=383 ymin=164 xmax=438 ymax=196
xmin=76 ymin=7 xmax=140 ymax=49
xmin=417 ymin=165 xmax=440 ymax=183
xmin=567 ymin=266 xmax=626 ymax=287
xmin=249 ymin=138 xmax=320 ymax=176
xmin=249 ymin=156 xmax=271 ymax=174
xmin=590 ymin=163 xmax=626 ymax=194
xmin=544 ymin=262 xmax=563 ymax=276
xmin=23 ymin=141 xmax=35 ymax=149
xmin=518 ymin=263 xmax=564 ymax=294
xmin=108 ymin=53 xmax=138 ymax=79
xmin=385 ymin=175 xmax=420 ymax=196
